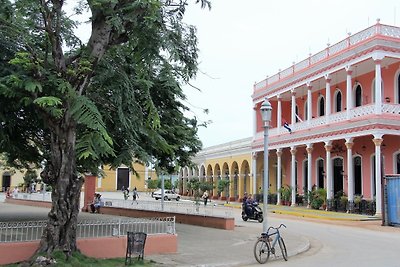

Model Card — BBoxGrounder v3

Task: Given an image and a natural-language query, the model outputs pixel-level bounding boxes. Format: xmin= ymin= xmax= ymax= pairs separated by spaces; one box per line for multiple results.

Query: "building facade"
xmin=185 ymin=138 xmax=253 ymax=200
xmin=186 ymin=21 xmax=400 ymax=216
xmin=95 ymin=162 xmax=158 ymax=192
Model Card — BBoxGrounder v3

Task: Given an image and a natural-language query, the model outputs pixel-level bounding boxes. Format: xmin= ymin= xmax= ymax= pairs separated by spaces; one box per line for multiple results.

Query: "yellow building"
xmin=95 ymin=162 xmax=158 ymax=192
xmin=180 ymin=138 xmax=266 ymax=201
xmin=0 ymin=168 xmax=25 ymax=192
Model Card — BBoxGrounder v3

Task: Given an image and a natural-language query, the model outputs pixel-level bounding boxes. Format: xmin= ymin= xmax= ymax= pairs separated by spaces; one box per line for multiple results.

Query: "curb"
xmin=222 ymin=202 xmax=379 ymax=222
xmin=270 ymin=209 xmax=381 ymax=221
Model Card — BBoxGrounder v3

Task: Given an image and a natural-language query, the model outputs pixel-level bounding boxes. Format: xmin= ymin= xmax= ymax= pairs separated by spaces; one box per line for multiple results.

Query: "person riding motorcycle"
xmin=241 ymin=193 xmax=263 ymax=223
xmin=245 ymin=194 xmax=255 ymax=216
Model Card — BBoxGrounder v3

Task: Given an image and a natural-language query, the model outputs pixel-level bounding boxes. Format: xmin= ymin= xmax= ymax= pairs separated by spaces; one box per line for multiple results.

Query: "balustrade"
xmin=253 ymin=23 xmax=400 ymax=92
xmin=266 ymin=104 xmax=397 ymax=138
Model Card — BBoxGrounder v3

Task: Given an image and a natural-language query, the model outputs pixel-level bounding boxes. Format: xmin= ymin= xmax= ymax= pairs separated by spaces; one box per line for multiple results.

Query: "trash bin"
xmin=125 ymin=232 xmax=147 ymax=265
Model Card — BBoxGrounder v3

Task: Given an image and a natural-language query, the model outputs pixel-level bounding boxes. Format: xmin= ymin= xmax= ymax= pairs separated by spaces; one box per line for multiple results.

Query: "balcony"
xmin=253 ymin=23 xmax=400 ymax=94
xmin=254 ymin=103 xmax=400 ymax=146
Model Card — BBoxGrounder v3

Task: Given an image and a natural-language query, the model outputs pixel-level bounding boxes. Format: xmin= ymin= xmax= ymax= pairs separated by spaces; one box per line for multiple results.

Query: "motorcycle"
xmin=241 ymin=202 xmax=263 ymax=223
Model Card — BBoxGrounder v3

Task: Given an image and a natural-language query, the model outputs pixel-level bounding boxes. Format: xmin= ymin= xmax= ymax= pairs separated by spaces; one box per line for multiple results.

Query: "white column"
xmin=253 ymin=105 xmax=257 ymax=136
xmin=306 ymin=144 xmax=313 ymax=208
xmin=325 ymin=141 xmax=333 ymax=201
xmin=290 ymin=147 xmax=297 ymax=206
xmin=291 ymin=90 xmax=296 ymax=125
xmin=325 ymin=75 xmax=331 ymax=123
xmin=276 ymin=148 xmax=282 ymax=205
xmin=277 ymin=96 xmax=282 ymax=134
xmin=346 ymin=67 xmax=353 ymax=120
xmin=373 ymin=135 xmax=383 ymax=217
xmin=307 ymin=83 xmax=312 ymax=124
xmin=374 ymin=59 xmax=383 ymax=114
xmin=146 ymin=164 xmax=151 ymax=180
xmin=345 ymin=138 xmax=354 ymax=211
xmin=252 ymin=152 xmax=257 ymax=195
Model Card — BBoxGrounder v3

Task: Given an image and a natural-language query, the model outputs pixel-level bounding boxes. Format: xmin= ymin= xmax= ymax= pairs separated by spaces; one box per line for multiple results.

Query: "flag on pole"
xmin=295 ymin=113 xmax=303 ymax=122
xmin=283 ymin=122 xmax=292 ymax=133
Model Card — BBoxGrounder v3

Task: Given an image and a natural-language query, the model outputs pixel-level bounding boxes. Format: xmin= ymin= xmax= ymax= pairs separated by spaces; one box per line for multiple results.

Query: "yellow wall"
xmin=201 ymin=153 xmax=253 ymax=198
xmin=0 ymin=170 xmax=25 ymax=191
xmin=96 ymin=162 xmax=158 ymax=192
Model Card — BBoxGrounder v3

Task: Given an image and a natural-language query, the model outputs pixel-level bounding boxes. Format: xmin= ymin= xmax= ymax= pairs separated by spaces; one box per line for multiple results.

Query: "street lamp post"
xmin=260 ymin=98 xmax=272 ymax=233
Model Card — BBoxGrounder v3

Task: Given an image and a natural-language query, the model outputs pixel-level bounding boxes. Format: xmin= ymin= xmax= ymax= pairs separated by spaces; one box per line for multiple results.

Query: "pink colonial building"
xmin=252 ymin=20 xmax=400 ymax=216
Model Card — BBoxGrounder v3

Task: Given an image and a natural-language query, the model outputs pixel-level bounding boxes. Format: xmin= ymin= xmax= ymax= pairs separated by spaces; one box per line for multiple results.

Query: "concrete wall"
xmin=99 ymin=206 xmax=235 ymax=230
xmin=0 ymin=234 xmax=177 ymax=265
xmin=5 ymin=198 xmax=235 ymax=230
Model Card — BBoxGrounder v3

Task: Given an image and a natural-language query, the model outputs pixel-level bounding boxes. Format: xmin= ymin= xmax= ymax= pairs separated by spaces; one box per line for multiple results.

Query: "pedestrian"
xmin=202 ymin=190 xmax=209 ymax=206
xmin=132 ymin=187 xmax=139 ymax=204
xmin=12 ymin=186 xmax=19 ymax=198
xmin=90 ymin=193 xmax=100 ymax=213
xmin=123 ymin=187 xmax=129 ymax=200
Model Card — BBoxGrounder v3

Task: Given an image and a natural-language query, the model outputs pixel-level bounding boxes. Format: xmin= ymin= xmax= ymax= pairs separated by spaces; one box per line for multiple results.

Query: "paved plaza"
xmin=0 ymin=191 xmax=383 ymax=266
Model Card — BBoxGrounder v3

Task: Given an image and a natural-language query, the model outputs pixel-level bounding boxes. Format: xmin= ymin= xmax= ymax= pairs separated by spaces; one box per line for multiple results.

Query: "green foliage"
xmin=354 ymin=195 xmax=363 ymax=204
xmin=0 ymin=0 xmax=210 ymax=255
xmin=12 ymin=251 xmax=155 ymax=267
xmin=217 ymin=179 xmax=230 ymax=194
xmin=199 ymin=181 xmax=214 ymax=192
xmin=311 ymin=197 xmax=324 ymax=210
xmin=23 ymin=169 xmax=37 ymax=185
xmin=279 ymin=185 xmax=292 ymax=201
xmin=309 ymin=188 xmax=327 ymax=210
xmin=0 ymin=0 xmax=208 ymax=177
xmin=157 ymin=178 xmax=172 ymax=190
xmin=146 ymin=179 xmax=158 ymax=190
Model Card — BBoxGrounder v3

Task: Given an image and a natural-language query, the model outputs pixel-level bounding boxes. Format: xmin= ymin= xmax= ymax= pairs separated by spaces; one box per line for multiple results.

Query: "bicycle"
xmin=253 ymin=224 xmax=288 ymax=264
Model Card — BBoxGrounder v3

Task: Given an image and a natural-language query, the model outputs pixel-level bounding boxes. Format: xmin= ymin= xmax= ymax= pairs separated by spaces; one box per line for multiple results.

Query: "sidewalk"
xmin=0 ymin=194 xmax=310 ymax=267
xmin=221 ymin=201 xmax=380 ymax=222
xmin=0 ymin=192 xmax=382 ymax=266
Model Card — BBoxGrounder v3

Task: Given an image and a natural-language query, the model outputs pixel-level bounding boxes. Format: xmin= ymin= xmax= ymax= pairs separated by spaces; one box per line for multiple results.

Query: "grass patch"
xmin=5 ymin=251 xmax=156 ymax=266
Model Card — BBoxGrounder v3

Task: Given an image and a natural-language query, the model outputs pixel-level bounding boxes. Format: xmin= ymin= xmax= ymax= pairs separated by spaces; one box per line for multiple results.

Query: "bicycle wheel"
xmin=278 ymin=237 xmax=288 ymax=261
xmin=253 ymin=238 xmax=270 ymax=264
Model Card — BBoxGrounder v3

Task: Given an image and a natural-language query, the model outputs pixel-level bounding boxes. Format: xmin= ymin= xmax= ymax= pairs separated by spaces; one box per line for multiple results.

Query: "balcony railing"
xmin=254 ymin=23 xmax=400 ymax=92
xmin=255 ymin=103 xmax=400 ymax=141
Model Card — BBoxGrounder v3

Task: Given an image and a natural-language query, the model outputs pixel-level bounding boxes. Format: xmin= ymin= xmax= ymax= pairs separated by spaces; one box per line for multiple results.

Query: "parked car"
xmin=152 ymin=189 xmax=181 ymax=201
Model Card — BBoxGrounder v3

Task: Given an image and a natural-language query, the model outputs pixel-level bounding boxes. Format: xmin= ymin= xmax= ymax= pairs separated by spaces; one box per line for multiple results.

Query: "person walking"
xmin=131 ymin=187 xmax=139 ymax=204
xmin=202 ymin=190 xmax=209 ymax=206
xmin=123 ymin=187 xmax=130 ymax=200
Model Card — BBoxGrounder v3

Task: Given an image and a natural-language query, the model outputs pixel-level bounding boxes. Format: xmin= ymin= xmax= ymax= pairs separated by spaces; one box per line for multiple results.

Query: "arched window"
xmin=354 ymin=156 xmax=362 ymax=195
xmin=355 ymin=84 xmax=362 ymax=107
xmin=303 ymin=160 xmax=308 ymax=193
xmin=318 ymin=96 xmax=325 ymax=116
xmin=335 ymin=91 xmax=342 ymax=112
xmin=317 ymin=158 xmax=324 ymax=188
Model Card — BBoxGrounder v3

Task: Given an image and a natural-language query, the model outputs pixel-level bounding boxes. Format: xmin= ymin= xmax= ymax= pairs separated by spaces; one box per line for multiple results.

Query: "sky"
xmin=181 ymin=0 xmax=400 ymax=148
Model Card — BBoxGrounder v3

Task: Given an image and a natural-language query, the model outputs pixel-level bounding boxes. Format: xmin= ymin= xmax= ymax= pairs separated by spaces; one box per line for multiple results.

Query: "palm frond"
xmin=70 ymin=95 xmax=114 ymax=159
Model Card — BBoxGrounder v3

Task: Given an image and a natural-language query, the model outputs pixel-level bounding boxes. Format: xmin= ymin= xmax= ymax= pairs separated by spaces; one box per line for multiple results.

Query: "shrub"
xmin=311 ymin=197 xmax=324 ymax=209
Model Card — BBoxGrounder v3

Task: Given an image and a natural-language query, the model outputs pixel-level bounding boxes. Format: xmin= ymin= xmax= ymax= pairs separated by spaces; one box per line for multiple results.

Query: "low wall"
xmin=0 ymin=234 xmax=177 ymax=265
xmin=98 ymin=206 xmax=235 ymax=230
xmin=6 ymin=198 xmax=234 ymax=230
xmin=5 ymin=198 xmax=52 ymax=208
xmin=6 ymin=198 xmax=235 ymax=230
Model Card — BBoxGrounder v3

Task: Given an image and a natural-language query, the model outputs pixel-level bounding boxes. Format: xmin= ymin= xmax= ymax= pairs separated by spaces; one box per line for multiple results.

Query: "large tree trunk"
xmin=38 ymin=122 xmax=84 ymax=257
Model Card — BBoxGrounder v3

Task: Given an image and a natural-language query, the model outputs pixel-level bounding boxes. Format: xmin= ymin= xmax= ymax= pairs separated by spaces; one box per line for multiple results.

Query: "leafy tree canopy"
xmin=0 ymin=0 xmax=211 ymax=256
xmin=0 ymin=0 xmax=210 ymax=176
